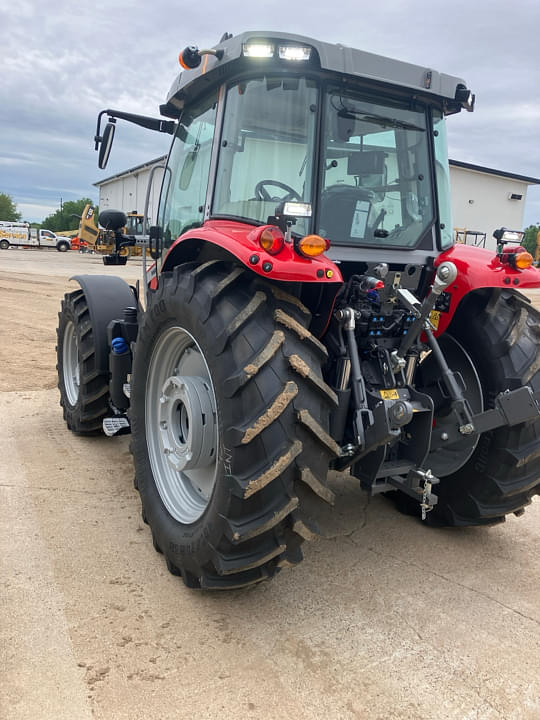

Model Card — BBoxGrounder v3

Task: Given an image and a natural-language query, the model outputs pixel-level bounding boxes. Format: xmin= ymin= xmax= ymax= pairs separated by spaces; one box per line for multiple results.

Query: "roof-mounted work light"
xmin=242 ymin=42 xmax=275 ymax=58
xmin=278 ymin=45 xmax=312 ymax=61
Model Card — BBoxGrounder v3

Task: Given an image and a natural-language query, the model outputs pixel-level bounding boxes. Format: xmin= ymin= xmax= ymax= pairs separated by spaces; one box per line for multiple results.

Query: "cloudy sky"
xmin=1 ymin=0 xmax=539 ymax=226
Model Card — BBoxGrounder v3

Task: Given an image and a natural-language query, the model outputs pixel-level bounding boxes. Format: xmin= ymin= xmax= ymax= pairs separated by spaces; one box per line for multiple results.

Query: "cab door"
xmin=39 ymin=230 xmax=56 ymax=247
xmin=156 ymin=90 xmax=219 ymax=273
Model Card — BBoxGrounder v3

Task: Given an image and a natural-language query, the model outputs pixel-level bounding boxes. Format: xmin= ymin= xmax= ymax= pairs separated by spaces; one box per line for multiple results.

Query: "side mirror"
xmin=98 ymin=121 xmax=116 ymax=169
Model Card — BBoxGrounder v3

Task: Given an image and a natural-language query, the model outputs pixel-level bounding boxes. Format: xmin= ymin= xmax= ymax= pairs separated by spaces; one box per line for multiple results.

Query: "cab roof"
xmin=161 ymin=30 xmax=469 ymax=118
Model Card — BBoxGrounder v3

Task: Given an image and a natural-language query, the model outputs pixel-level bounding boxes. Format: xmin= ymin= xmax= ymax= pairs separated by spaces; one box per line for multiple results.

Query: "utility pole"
xmin=60 ymin=197 xmax=64 ymax=230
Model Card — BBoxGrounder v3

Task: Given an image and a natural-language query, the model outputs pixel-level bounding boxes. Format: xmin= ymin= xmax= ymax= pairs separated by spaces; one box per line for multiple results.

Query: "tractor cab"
xmin=153 ymin=33 xmax=470 ymax=271
xmin=95 ymin=32 xmax=473 ymax=273
xmin=125 ymin=212 xmax=145 ymax=236
xmin=159 ymin=73 xmax=450 ymax=257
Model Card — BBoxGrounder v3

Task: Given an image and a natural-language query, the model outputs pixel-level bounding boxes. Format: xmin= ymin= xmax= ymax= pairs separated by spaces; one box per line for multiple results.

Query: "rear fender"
xmin=71 ymin=275 xmax=137 ymax=374
xmin=433 ymin=244 xmax=540 ymax=335
xmin=161 ymin=219 xmax=343 ymax=285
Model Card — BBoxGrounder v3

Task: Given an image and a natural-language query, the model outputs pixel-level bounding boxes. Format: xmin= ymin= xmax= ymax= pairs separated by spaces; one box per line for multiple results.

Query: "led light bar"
xmin=278 ymin=45 xmax=312 ymax=61
xmin=243 ymin=42 xmax=275 ymax=58
xmin=282 ymin=201 xmax=312 ymax=217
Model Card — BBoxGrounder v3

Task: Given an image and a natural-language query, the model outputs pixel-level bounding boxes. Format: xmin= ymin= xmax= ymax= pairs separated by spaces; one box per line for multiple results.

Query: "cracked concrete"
xmin=1 ymin=251 xmax=539 ymax=720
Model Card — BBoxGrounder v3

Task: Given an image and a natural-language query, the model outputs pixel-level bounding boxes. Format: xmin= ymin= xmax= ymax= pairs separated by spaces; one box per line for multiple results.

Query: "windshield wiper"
xmin=338 ymin=109 xmax=425 ymax=132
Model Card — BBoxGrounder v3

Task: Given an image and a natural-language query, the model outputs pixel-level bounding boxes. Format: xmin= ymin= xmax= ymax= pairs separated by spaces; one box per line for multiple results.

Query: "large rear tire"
xmin=56 ymin=289 xmax=110 ymax=434
xmin=418 ymin=289 xmax=540 ymax=526
xmin=130 ymin=262 xmax=338 ymax=589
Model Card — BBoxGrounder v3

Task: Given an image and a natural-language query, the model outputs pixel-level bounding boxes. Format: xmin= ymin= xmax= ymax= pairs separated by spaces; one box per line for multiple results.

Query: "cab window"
xmin=158 ymin=92 xmax=218 ymax=254
xmin=212 ymin=77 xmax=318 ymax=236
xmin=319 ymin=90 xmax=435 ymax=248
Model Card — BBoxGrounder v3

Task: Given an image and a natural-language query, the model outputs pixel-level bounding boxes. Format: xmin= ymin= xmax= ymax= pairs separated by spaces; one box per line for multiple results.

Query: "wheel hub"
xmin=419 ymin=334 xmax=483 ymax=477
xmin=145 ymin=325 xmax=219 ymax=524
xmin=158 ymin=375 xmax=216 ymax=472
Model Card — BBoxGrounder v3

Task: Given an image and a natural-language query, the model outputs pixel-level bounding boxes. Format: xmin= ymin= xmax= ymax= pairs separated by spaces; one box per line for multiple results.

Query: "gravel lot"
xmin=1 ymin=249 xmax=539 ymax=720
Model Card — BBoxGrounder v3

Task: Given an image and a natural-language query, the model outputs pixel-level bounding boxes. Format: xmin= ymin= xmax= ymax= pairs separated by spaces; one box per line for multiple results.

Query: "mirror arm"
xmin=95 ymin=109 xmax=175 ymax=148
xmin=115 ymin=234 xmax=137 ymax=253
xmin=94 ymin=110 xmax=111 ymax=150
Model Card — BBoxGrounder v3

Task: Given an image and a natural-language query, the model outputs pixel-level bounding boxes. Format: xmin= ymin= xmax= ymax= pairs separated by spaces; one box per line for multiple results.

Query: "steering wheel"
xmin=254 ymin=180 xmax=302 ymax=203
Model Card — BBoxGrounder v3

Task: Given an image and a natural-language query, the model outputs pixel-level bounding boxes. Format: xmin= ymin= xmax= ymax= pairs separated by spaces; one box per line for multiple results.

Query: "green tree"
xmin=0 ymin=193 xmax=22 ymax=221
xmin=41 ymin=198 xmax=97 ymax=232
xmin=523 ymin=224 xmax=540 ymax=258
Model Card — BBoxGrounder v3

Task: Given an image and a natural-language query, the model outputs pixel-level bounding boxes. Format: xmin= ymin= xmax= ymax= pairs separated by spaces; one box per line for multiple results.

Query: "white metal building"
xmin=95 ymin=157 xmax=167 ymax=227
xmin=95 ymin=157 xmax=540 ymax=251
xmin=449 ymin=160 xmax=540 ymax=249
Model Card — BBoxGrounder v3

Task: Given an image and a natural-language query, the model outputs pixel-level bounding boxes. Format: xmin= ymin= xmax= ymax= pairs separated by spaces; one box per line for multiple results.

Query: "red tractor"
xmin=57 ymin=32 xmax=540 ymax=590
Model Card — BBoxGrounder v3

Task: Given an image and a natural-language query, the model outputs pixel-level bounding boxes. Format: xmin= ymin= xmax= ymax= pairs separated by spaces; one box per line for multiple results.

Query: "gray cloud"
xmin=1 ymin=0 xmax=539 ymax=224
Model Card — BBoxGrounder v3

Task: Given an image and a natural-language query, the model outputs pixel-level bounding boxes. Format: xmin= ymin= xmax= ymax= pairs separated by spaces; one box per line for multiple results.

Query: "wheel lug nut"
xmin=160 ymin=395 xmax=167 ymax=404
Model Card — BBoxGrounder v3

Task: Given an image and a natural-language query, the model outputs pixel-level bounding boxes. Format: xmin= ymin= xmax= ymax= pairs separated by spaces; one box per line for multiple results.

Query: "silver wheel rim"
xmin=145 ymin=326 xmax=218 ymax=524
xmin=63 ymin=320 xmax=80 ymax=405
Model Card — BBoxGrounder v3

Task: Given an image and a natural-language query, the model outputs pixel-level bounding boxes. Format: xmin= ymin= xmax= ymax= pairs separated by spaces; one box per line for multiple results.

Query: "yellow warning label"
xmin=429 ymin=310 xmax=441 ymax=330
xmin=380 ymin=389 xmax=400 ymax=400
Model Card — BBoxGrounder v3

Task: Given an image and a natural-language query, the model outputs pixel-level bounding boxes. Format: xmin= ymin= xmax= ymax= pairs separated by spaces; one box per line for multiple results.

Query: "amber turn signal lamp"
xmin=296 ymin=234 xmax=329 ymax=258
xmin=515 ymin=252 xmax=533 ymax=269
xmin=179 ymin=46 xmax=201 ymax=70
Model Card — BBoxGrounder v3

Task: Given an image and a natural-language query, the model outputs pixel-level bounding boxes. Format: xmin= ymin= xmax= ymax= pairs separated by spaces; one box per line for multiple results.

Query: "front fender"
xmin=71 ymin=275 xmax=137 ymax=374
xmin=433 ymin=244 xmax=540 ymax=335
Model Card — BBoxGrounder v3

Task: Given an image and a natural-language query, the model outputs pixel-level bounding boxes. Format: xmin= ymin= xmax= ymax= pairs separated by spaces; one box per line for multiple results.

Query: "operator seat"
xmin=319 ymin=185 xmax=373 ymax=243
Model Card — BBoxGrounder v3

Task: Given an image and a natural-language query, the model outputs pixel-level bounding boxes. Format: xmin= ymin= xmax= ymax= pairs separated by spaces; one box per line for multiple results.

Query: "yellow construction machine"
xmin=75 ymin=204 xmax=148 ymax=256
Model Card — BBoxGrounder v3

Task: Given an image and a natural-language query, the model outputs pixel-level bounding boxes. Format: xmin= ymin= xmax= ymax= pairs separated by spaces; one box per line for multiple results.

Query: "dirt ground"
xmin=1 ymin=249 xmax=539 ymax=720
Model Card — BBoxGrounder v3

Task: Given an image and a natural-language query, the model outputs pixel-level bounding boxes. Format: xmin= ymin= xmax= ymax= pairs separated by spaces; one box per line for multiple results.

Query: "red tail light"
xmin=248 ymin=225 xmax=285 ymax=255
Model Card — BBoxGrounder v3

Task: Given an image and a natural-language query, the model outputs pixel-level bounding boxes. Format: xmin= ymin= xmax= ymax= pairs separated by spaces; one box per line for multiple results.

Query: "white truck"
xmin=0 ymin=221 xmax=71 ymax=251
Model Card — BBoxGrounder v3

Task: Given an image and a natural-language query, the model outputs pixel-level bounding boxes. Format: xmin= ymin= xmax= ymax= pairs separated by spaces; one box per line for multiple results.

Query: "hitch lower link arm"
xmin=335 ymin=307 xmax=374 ymax=449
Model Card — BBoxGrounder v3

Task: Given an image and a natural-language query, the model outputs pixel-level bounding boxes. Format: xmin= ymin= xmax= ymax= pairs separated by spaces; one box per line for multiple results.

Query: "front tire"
xmin=56 ymin=289 xmax=110 ymax=434
xmin=0 ymin=240 xmax=10 ymax=250
xmin=130 ymin=262 xmax=338 ymax=589
xmin=57 ymin=241 xmax=70 ymax=252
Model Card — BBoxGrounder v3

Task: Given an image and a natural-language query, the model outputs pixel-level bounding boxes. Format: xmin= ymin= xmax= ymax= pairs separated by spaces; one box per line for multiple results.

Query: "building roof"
xmin=94 ymin=156 xmax=167 ymax=186
xmin=449 ymin=159 xmax=540 ymax=185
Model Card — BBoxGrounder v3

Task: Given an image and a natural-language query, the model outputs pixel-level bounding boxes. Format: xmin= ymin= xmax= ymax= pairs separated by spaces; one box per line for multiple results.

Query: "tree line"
xmin=40 ymin=198 xmax=98 ymax=232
